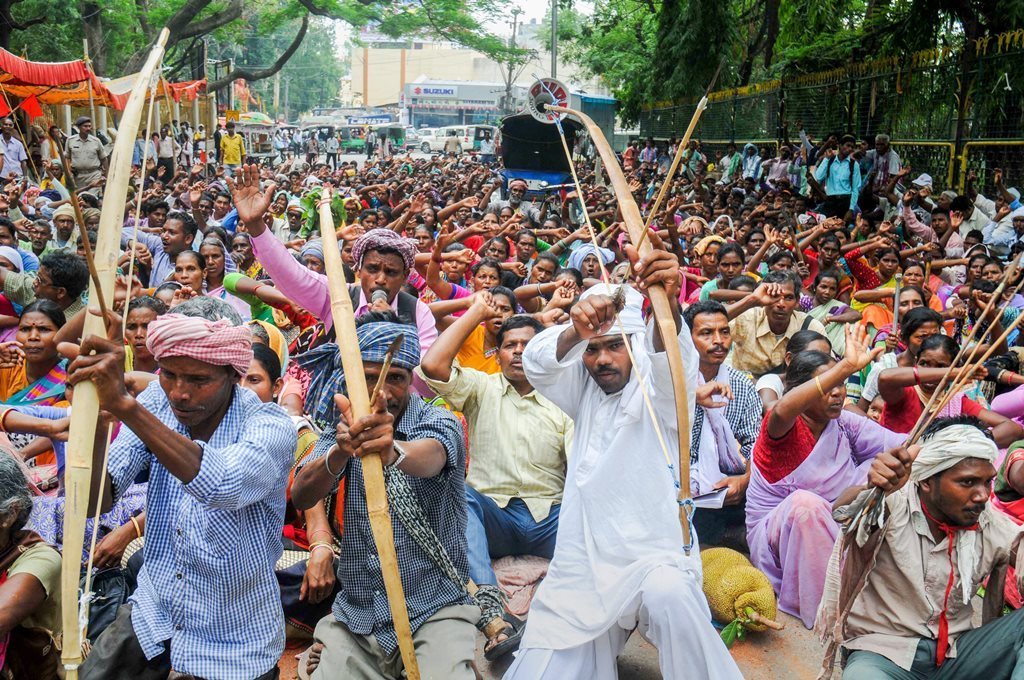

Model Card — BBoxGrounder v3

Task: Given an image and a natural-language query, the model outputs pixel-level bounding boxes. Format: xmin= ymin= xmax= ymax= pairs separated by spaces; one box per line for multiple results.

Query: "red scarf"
xmin=919 ymin=501 xmax=979 ymax=666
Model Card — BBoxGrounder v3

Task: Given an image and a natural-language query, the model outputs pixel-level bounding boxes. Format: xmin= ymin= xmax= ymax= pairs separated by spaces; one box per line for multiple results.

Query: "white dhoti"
xmin=504 ymin=564 xmax=742 ymax=680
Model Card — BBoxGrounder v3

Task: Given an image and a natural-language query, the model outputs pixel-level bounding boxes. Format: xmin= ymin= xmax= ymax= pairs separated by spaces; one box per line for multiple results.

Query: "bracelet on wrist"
xmin=129 ymin=514 xmax=143 ymax=539
xmin=309 ymin=542 xmax=336 ymax=557
xmin=324 ymin=446 xmax=343 ymax=478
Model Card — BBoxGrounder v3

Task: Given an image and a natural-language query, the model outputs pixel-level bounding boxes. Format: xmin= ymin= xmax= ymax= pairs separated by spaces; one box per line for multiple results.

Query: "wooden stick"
xmin=47 ymin=132 xmax=111 ymax=327
xmin=369 ymin=335 xmax=402 ymax=409
xmin=906 ymin=252 xmax=1023 ymax=442
xmin=59 ymin=29 xmax=169 ymax=680
xmin=890 ymin=273 xmax=903 ymax=329
xmin=316 ymin=188 xmax=421 ymax=679
xmin=914 ymin=305 xmax=1024 ymax=440
xmin=641 ymin=60 xmax=724 ymax=236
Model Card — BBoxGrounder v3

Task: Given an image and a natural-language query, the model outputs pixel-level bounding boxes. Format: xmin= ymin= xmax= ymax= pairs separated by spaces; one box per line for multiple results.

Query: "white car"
xmin=417 ymin=128 xmax=444 ymax=153
xmin=404 ymin=127 xmax=421 ymax=149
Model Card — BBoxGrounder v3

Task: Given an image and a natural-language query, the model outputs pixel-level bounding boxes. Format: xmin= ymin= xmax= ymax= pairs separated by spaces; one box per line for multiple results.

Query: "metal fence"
xmin=640 ymin=29 xmax=1024 ymax=193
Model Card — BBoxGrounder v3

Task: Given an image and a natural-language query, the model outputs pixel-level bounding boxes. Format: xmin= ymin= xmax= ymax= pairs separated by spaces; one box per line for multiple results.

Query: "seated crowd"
xmin=0 ymin=119 xmax=1022 ymax=680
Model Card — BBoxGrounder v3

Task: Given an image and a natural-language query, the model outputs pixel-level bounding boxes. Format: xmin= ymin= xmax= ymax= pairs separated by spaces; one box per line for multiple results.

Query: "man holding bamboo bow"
xmin=70 ymin=301 xmax=295 ymax=680
xmin=504 ymin=245 xmax=742 ymax=679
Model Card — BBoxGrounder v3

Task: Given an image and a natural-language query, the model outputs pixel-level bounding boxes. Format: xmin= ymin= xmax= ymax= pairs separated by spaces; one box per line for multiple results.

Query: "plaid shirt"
xmin=107 ymin=382 xmax=296 ymax=680
xmin=690 ymin=365 xmax=761 ymax=464
xmin=306 ymin=395 xmax=471 ymax=655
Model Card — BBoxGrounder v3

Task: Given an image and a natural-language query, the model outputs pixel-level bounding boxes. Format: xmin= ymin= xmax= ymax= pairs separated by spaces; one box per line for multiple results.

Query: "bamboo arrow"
xmin=317 ymin=187 xmax=421 ymax=678
xmin=639 ymin=60 xmax=724 ymax=244
xmin=60 ymin=29 xmax=170 ymax=679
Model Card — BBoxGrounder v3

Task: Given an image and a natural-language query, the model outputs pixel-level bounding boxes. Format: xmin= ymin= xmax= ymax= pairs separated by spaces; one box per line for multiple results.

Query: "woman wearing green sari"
xmin=804 ymin=269 xmax=862 ymax=356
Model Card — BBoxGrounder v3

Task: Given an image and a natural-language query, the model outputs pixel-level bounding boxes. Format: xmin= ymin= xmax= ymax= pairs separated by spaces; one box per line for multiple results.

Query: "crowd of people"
xmin=0 ymin=110 xmax=1020 ymax=680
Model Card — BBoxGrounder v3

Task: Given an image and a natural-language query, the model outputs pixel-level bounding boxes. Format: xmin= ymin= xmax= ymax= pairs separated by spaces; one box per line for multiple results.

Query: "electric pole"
xmin=551 ymin=0 xmax=557 ymax=78
xmin=504 ymin=8 xmax=523 ymax=114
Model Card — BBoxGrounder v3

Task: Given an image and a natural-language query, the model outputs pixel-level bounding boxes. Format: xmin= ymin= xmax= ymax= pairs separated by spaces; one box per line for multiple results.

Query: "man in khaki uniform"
xmin=66 ymin=116 xmax=107 ymax=188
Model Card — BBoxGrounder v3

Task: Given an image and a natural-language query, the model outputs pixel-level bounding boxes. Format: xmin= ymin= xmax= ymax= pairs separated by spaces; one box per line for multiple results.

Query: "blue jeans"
xmin=465 ymin=486 xmax=560 ymax=587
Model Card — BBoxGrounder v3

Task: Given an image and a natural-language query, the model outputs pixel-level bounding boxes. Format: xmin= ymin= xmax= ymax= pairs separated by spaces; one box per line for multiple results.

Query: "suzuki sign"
xmin=412 ymin=85 xmax=457 ymax=98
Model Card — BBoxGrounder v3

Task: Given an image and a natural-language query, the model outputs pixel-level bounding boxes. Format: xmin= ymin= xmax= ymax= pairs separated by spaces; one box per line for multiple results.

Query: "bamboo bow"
xmin=316 ymin=188 xmax=421 ymax=678
xmin=59 ymin=29 xmax=170 ymax=679
xmin=546 ymin=103 xmax=696 ymax=553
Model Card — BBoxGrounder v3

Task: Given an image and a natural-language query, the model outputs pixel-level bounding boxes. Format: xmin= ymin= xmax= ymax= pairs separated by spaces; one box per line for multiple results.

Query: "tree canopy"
xmin=3 ymin=0 xmax=526 ymax=109
xmin=551 ymin=0 xmax=1024 ymax=124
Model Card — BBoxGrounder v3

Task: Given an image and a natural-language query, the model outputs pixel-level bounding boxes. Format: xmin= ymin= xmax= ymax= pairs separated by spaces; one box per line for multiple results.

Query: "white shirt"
xmin=0 ymin=134 xmax=26 ymax=179
xmin=520 ymin=321 xmax=702 ymax=650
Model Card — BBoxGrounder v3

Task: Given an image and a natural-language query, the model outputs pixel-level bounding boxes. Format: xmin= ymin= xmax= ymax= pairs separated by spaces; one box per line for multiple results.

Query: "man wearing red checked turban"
xmin=73 ymin=300 xmax=296 ymax=680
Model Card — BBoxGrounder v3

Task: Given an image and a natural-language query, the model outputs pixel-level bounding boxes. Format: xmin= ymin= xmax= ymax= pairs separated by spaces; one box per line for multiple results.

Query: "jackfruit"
xmin=701 ymin=547 xmax=779 ymax=642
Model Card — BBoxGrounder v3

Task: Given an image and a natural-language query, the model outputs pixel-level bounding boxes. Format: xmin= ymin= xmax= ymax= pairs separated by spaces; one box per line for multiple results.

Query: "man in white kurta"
xmin=504 ymin=248 xmax=742 ymax=680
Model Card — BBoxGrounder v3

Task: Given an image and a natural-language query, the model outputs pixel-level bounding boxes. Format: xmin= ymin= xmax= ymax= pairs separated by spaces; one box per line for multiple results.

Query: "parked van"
xmin=436 ymin=124 xmax=498 ymax=153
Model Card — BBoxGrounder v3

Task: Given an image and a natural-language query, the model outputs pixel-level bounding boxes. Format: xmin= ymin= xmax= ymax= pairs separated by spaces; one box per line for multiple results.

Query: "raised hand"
xmin=337 ymin=223 xmax=366 ymax=241
xmin=169 ymin=286 xmax=197 ymax=308
xmin=950 ymin=210 xmax=964 ymax=231
xmin=569 ymin=293 xmax=618 ymax=341
xmin=189 ymin=183 xmax=204 ymax=206
xmin=470 ymin=290 xmax=504 ymax=319
xmin=226 ymin=164 xmax=276 ymax=228
xmin=842 ymin=324 xmax=884 ymax=371
xmin=752 ymin=282 xmax=786 ymax=307
xmin=623 ymin=244 xmax=682 ymax=301
xmin=546 ymin=280 xmax=578 ymax=310
xmin=867 ymin=445 xmax=917 ymax=493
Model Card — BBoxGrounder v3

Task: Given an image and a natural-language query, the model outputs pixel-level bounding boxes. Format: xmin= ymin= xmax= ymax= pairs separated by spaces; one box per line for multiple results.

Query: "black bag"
xmin=81 ymin=567 xmax=130 ymax=641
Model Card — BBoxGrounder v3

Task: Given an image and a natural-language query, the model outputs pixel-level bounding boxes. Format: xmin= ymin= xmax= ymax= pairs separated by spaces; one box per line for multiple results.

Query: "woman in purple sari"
xmin=746 ymin=325 xmax=904 ymax=628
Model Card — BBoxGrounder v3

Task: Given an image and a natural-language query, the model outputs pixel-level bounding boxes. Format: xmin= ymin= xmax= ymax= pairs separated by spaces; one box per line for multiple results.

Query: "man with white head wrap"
xmin=825 ymin=417 xmax=1024 ymax=680
xmin=506 ymin=247 xmax=742 ymax=680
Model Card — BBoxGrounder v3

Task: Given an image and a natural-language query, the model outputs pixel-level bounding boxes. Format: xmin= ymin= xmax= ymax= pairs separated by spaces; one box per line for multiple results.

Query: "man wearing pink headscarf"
xmin=71 ymin=307 xmax=296 ymax=680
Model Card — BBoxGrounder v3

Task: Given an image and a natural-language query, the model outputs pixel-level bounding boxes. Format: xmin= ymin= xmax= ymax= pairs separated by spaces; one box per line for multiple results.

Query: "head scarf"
xmin=52 ymin=203 xmax=76 ymax=221
xmin=81 ymin=207 xmax=101 ymax=223
xmin=0 ymin=246 xmax=23 ymax=273
xmin=579 ymin=284 xmax=646 ymax=335
xmin=300 ymin=239 xmax=325 ymax=263
xmin=693 ymin=234 xmax=726 ymax=257
xmin=567 ymin=243 xmax=614 ymax=272
xmin=146 ymin=313 xmax=253 ymax=376
xmin=509 ymin=178 xmax=528 ymax=191
xmin=351 ymin=228 xmax=418 ymax=271
xmin=910 ymin=423 xmax=998 ymax=484
xmin=296 ymin=321 xmax=420 ymax=428
xmin=249 ymin=319 xmax=289 ymax=377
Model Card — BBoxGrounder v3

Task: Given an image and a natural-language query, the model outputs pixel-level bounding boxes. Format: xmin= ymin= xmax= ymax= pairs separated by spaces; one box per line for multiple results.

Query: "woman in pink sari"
xmin=746 ymin=325 xmax=904 ymax=628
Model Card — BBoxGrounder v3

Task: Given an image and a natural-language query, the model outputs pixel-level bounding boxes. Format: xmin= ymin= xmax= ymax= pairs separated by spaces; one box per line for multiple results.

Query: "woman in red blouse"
xmin=877 ymin=334 xmax=1022 ymax=446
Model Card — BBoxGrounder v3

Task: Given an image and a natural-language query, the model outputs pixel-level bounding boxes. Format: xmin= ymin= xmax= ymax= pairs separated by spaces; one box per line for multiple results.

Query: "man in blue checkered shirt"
xmin=74 ymin=302 xmax=296 ymax=680
xmin=683 ymin=300 xmax=762 ymax=547
xmin=291 ymin=314 xmax=476 ymax=680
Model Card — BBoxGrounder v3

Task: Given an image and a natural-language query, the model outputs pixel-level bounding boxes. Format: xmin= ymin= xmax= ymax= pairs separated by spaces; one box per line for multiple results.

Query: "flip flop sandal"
xmin=483 ymin=613 xmax=526 ymax=661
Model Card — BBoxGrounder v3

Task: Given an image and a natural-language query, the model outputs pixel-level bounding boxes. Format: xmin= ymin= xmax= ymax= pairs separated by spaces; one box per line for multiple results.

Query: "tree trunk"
xmin=81 ymin=2 xmax=105 ymax=75
xmin=124 ymin=0 xmax=243 ymax=74
xmin=0 ymin=0 xmax=47 ymax=51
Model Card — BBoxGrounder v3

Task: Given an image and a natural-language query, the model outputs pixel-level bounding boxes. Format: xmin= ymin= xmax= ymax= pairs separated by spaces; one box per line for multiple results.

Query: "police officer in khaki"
xmin=66 ymin=116 xmax=108 ymax=188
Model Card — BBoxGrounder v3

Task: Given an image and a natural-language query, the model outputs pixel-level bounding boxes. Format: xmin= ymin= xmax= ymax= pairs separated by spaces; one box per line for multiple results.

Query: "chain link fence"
xmin=640 ymin=29 xmax=1024 ymax=192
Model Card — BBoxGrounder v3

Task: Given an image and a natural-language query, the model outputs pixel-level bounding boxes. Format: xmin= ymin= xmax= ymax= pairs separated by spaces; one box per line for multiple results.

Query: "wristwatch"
xmin=389 ymin=442 xmax=407 ymax=469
